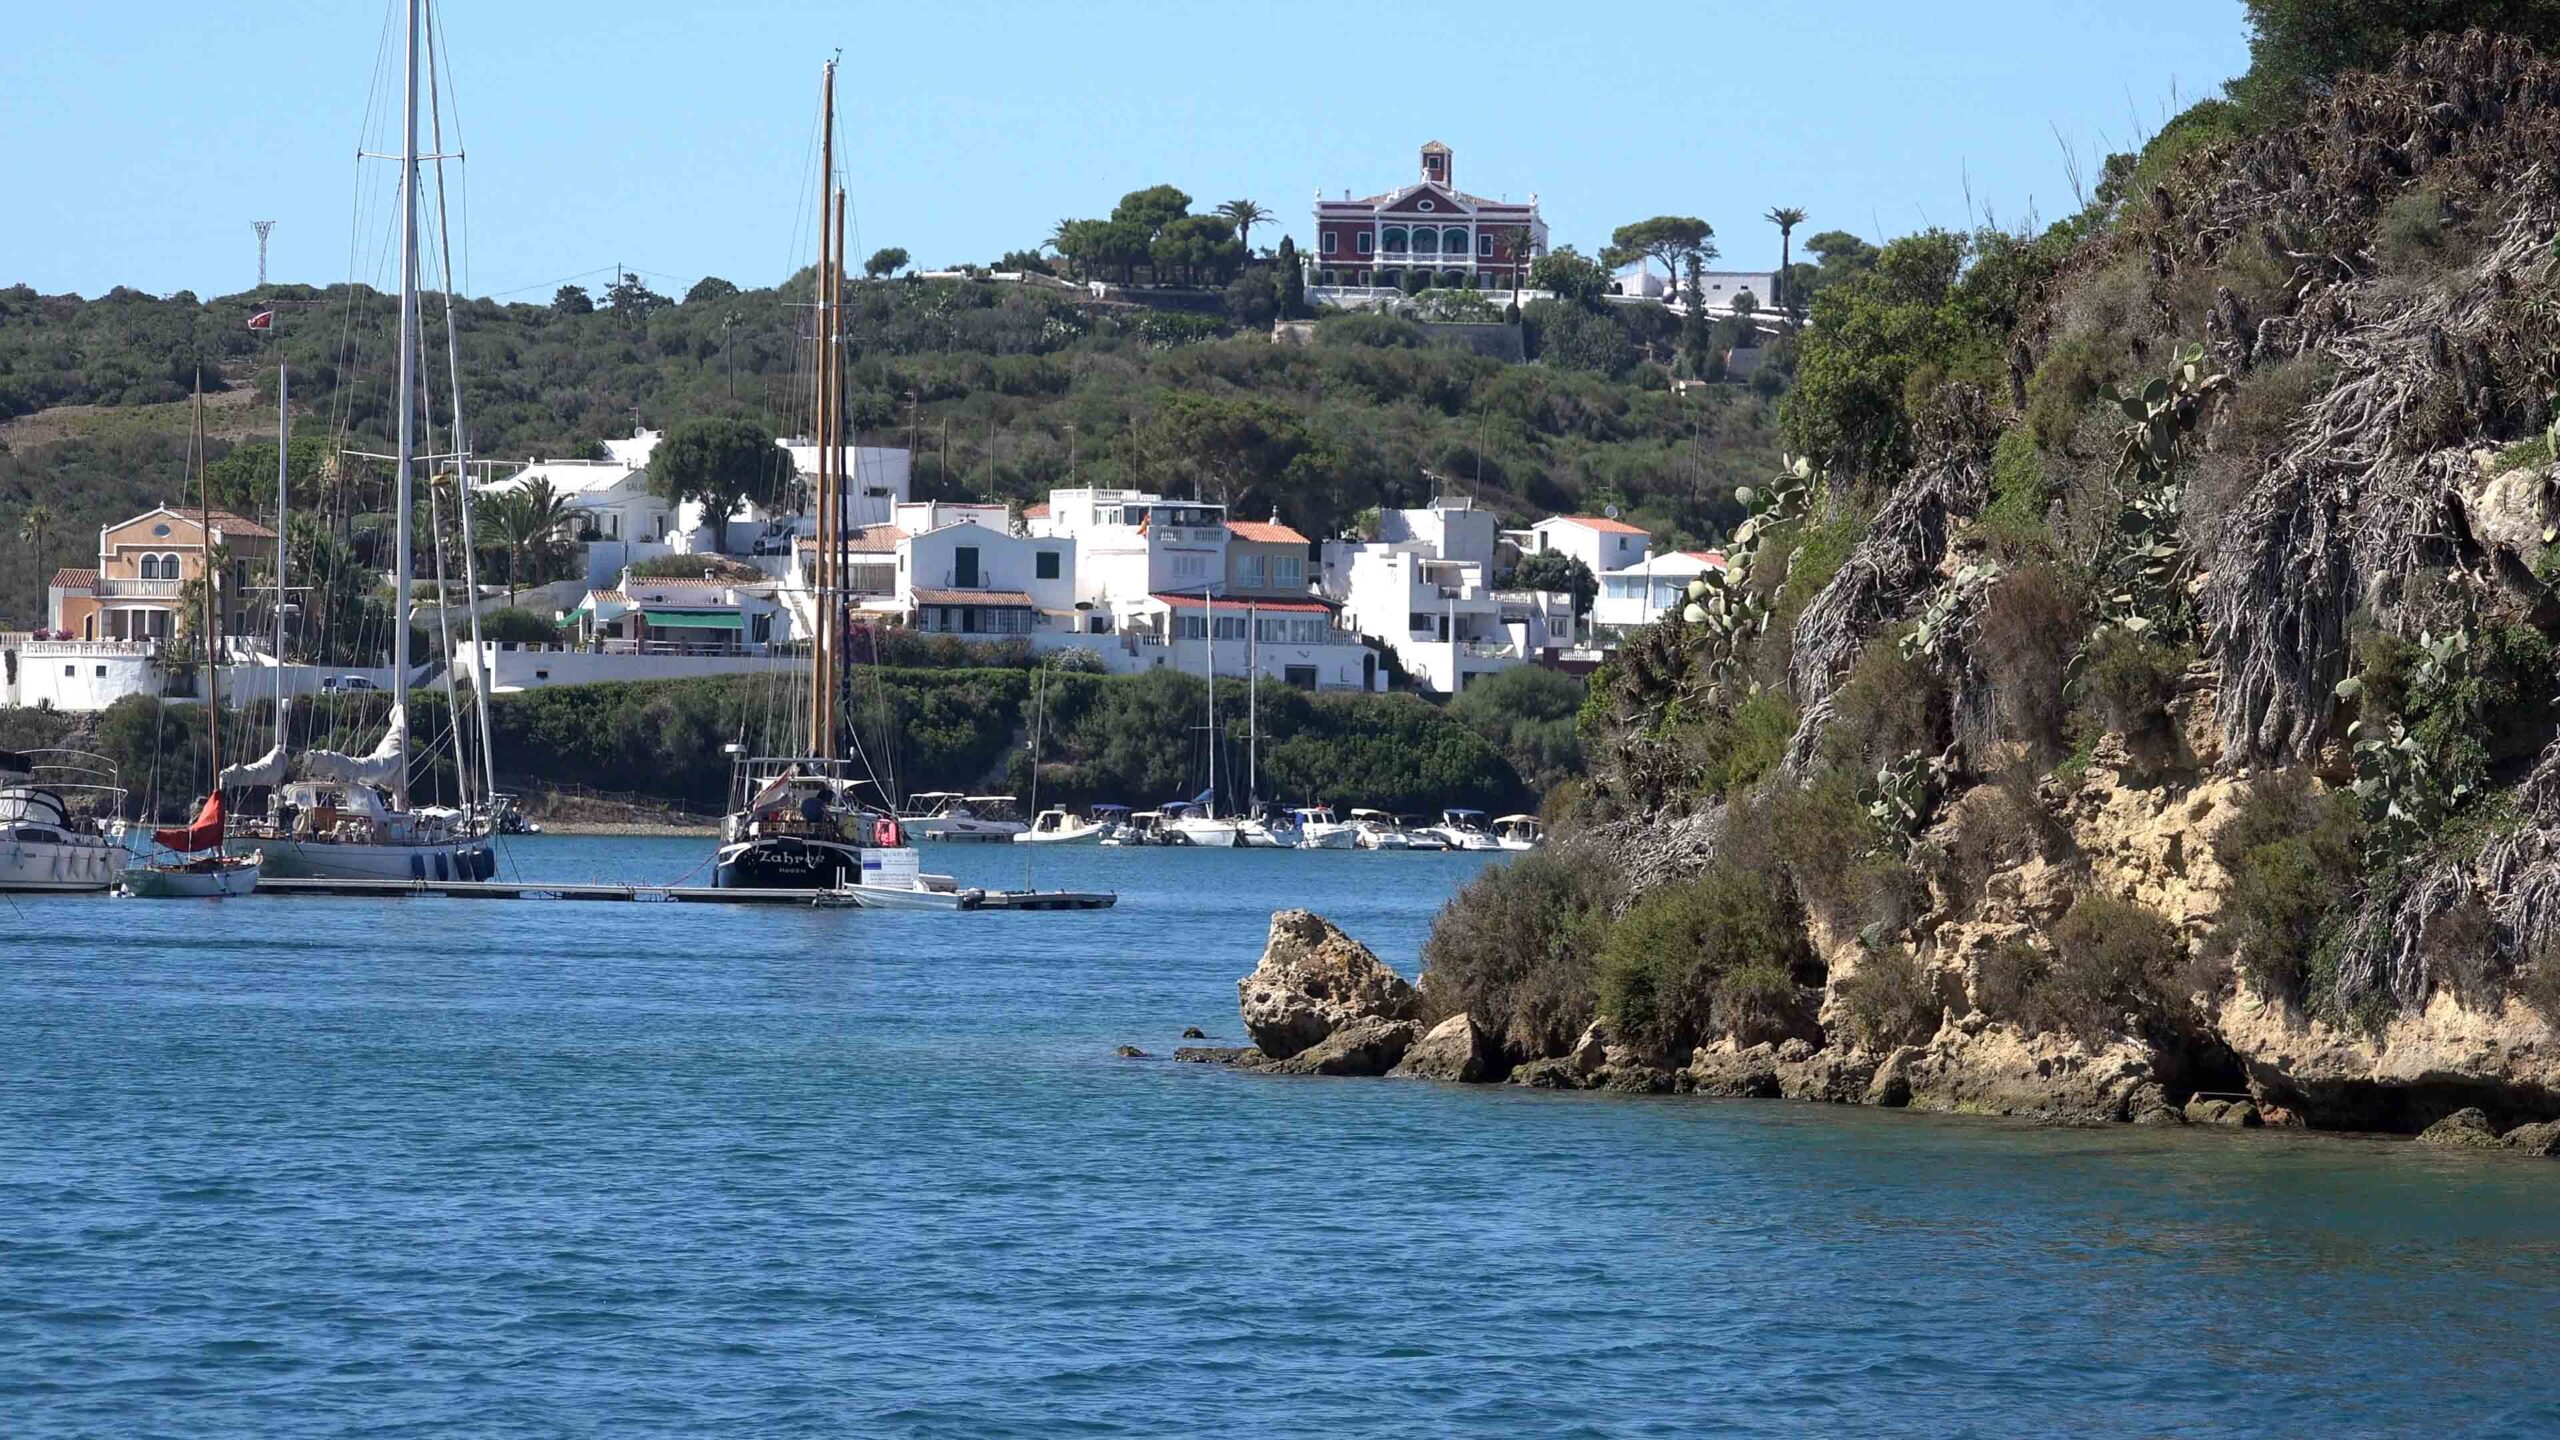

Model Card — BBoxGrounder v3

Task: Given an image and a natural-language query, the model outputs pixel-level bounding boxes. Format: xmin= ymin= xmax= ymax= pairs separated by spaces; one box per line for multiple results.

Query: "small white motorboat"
xmin=1293 ymin=806 xmax=1359 ymax=850
xmin=1348 ymin=808 xmax=1411 ymax=851
xmin=1419 ymin=808 xmax=1502 ymax=851
xmin=898 ymin=792 xmax=1030 ymax=843
xmin=1492 ymin=814 xmax=1546 ymax=851
xmin=1158 ymin=800 xmax=1242 ymax=848
xmin=1017 ymin=806 xmax=1111 ymax=844
xmin=1104 ymin=810 xmax=1162 ymax=846
xmin=1235 ymin=805 xmax=1302 ymax=849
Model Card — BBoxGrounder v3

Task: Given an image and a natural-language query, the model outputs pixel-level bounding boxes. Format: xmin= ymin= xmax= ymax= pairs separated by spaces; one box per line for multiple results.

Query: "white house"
xmin=1527 ymin=514 xmax=1651 ymax=577
xmin=1613 ymin=265 xmax=1780 ymax=312
xmin=898 ymin=520 xmax=1084 ymax=641
xmin=1031 ymin=489 xmax=1232 ymax=605
xmin=1596 ymin=549 xmax=1727 ymax=634
xmin=1099 ymin=592 xmax=1379 ymax=691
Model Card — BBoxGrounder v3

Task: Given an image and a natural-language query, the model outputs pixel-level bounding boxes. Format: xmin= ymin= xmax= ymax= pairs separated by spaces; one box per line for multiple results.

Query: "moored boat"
xmin=1348 ymin=808 xmax=1412 ymax=850
xmin=899 ymin=792 xmax=1029 ymax=843
xmin=1421 ymin=807 xmax=1504 ymax=851
xmin=1293 ymin=806 xmax=1359 ymax=849
xmin=1159 ymin=800 xmax=1242 ymax=847
xmin=1493 ymin=813 xmax=1546 ymax=851
xmin=1018 ymin=806 xmax=1111 ymax=844
xmin=0 ymin=751 xmax=128 ymax=893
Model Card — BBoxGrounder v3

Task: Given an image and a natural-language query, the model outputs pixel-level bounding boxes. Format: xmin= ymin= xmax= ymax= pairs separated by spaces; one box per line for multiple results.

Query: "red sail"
xmin=154 ymin=792 xmax=225 ymax=853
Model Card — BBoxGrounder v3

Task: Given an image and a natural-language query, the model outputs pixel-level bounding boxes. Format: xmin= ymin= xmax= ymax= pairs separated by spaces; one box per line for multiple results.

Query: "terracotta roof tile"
xmin=798 ymin=525 xmax=907 ymax=554
xmin=1226 ymin=519 xmax=1309 ymax=545
xmin=1550 ymin=514 xmax=1648 ymax=536
xmin=912 ymin=588 xmax=1034 ymax=607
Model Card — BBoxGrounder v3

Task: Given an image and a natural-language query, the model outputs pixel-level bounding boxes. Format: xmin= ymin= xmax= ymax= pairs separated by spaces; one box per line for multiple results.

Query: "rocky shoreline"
xmin=1168 ymin=911 xmax=2560 ymax=1158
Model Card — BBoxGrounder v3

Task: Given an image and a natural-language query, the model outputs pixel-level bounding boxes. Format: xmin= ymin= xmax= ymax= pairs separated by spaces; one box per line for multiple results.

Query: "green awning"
xmin=640 ymin=608 xmax=743 ymax=631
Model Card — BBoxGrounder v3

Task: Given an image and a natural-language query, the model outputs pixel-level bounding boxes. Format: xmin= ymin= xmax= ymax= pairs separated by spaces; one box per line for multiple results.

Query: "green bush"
xmin=1420 ymin=847 xmax=1619 ymax=1059
xmin=1821 ymin=635 xmax=1940 ymax=772
xmin=1835 ymin=943 xmax=1941 ymax=1050
xmin=1597 ymin=861 xmax=1816 ymax=1054
xmin=2022 ymin=335 xmax=2114 ymax=452
xmin=2081 ymin=627 xmax=2187 ymax=740
xmin=1686 ymin=687 xmax=1797 ymax=798
xmin=2376 ymin=187 xmax=2450 ymax=269
xmin=1447 ymin=664 xmax=1585 ymax=798
xmin=1982 ymin=427 xmax=2059 ymax=561
xmin=2211 ymin=768 xmax=2364 ymax=999
xmin=2041 ymin=893 xmax=2187 ymax=1042
xmin=476 ymin=607 xmax=559 ymax=644
xmin=1972 ymin=940 xmax=2048 ymax=1021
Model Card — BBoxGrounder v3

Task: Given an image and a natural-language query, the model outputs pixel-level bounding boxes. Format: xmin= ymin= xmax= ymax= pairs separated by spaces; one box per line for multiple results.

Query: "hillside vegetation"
xmin=0 ymin=262 xmax=1786 ymax=629
xmin=1421 ymin=19 xmax=2560 ymax=1137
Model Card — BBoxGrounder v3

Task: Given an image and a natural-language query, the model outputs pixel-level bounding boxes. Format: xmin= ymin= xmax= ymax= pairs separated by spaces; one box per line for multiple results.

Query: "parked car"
xmin=321 ymin=675 xmax=381 ymax=693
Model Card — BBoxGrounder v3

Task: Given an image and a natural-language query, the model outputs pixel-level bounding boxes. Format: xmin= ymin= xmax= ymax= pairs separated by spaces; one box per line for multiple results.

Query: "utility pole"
xmin=253 ymin=220 xmax=276 ymax=288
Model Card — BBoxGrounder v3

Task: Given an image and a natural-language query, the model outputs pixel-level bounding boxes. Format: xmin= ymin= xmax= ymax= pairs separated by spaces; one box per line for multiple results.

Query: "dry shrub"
xmin=1821 ymin=635 xmax=1942 ymax=774
xmin=2040 ymin=892 xmax=2187 ymax=1043
xmin=1420 ymin=846 xmax=1618 ymax=1058
xmin=2081 ymin=627 xmax=2187 ymax=740
xmin=1972 ymin=939 xmax=2048 ymax=1020
xmin=1941 ymin=777 xmax=2058 ymax=900
xmin=2419 ymin=894 xmax=2503 ymax=1011
xmin=1835 ymin=942 xmax=1943 ymax=1050
xmin=1976 ymin=565 xmax=2079 ymax=757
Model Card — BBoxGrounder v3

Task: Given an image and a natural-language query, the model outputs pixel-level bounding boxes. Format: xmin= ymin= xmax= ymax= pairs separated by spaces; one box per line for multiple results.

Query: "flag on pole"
xmin=247 ymin=310 xmax=274 ymax=331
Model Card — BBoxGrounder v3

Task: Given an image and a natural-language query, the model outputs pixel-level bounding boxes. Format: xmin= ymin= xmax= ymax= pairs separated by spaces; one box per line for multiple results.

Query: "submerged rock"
xmin=2500 ymin=1120 xmax=2560 ymax=1155
xmin=2184 ymin=1096 xmax=2262 ymax=1127
xmin=1181 ymin=1026 xmax=1208 ymax=1040
xmin=1389 ymin=1012 xmax=1501 ymax=1083
xmin=1237 ymin=910 xmax=1421 ymax=1060
xmin=1174 ymin=1046 xmax=1267 ymax=1069
xmin=1263 ymin=1017 xmax=1420 ymax=1077
xmin=2417 ymin=1107 xmax=2505 ymax=1149
xmin=1114 ymin=1045 xmax=1150 ymax=1059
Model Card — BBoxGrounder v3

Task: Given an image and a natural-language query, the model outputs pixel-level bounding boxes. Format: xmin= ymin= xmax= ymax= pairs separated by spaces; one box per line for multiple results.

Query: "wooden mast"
xmin=809 ymin=59 xmax=837 ymax=766
xmin=193 ymin=384 xmax=222 ymax=799
xmin=830 ymin=182 xmax=847 ymax=763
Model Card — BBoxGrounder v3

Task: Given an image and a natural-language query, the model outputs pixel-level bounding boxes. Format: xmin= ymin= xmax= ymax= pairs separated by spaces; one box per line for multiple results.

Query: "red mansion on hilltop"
xmin=1310 ymin=142 xmax=1549 ymax=290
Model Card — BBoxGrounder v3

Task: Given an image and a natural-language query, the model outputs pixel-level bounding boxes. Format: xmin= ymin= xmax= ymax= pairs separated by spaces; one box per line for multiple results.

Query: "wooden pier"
xmin=250 ymin=877 xmax=1115 ymax=910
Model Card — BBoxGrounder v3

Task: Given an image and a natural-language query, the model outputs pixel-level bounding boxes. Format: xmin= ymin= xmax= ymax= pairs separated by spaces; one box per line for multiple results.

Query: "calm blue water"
xmin=5 ymin=837 xmax=2559 ymax=1437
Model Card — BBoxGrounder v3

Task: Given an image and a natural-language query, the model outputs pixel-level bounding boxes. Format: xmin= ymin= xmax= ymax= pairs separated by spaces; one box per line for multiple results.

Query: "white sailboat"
xmin=225 ymin=0 xmax=493 ymax=884
xmin=1292 ymin=806 xmax=1359 ymax=849
xmin=1162 ymin=591 xmax=1245 ymax=847
xmin=128 ymin=386 xmax=262 ymax=898
xmin=0 ymin=750 xmax=128 ymax=892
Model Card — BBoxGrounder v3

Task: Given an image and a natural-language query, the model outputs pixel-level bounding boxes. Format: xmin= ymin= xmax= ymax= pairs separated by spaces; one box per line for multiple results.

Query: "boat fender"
xmin=872 ymin=817 xmax=900 ymax=847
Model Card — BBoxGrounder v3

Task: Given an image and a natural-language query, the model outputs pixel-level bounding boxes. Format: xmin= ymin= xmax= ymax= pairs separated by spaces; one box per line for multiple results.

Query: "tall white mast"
xmin=1203 ymin=590 xmax=1217 ymax=819
xmin=1247 ymin=602 xmax=1258 ymax=810
xmin=273 ymin=361 xmax=289 ymax=759
xmin=389 ymin=0 xmax=421 ymax=811
xmin=423 ymin=0 xmax=499 ymax=812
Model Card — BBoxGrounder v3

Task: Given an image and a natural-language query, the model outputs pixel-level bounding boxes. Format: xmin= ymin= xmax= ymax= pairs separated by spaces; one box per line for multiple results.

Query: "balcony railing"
xmin=93 ymin=578 xmax=183 ymax=599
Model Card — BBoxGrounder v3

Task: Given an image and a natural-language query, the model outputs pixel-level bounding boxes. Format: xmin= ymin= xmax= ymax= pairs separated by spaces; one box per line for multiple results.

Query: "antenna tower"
xmin=253 ymin=220 xmax=276 ymax=287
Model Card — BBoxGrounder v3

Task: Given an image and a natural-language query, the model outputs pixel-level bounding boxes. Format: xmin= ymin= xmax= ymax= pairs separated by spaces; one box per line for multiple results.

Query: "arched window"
xmin=138 ymin=555 xmax=160 ymax=580
xmin=1380 ymin=226 xmax=1408 ymax=254
xmin=165 ymin=552 xmax=183 ymax=577
xmin=1412 ymin=228 xmax=1439 ymax=255
xmin=1444 ymin=228 xmax=1469 ymax=256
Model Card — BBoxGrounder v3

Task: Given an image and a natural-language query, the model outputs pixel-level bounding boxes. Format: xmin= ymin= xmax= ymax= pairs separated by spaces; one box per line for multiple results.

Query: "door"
xmin=953 ymin=546 xmax=980 ymax=588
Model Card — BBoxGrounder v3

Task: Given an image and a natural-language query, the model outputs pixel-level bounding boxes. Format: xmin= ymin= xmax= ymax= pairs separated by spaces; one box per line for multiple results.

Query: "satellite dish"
xmin=1603 ymin=504 xmax=1621 ymax=520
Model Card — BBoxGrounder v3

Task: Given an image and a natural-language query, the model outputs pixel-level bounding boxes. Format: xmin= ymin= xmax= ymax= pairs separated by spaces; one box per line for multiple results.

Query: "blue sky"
xmin=3 ymin=1 xmax=2252 ymax=301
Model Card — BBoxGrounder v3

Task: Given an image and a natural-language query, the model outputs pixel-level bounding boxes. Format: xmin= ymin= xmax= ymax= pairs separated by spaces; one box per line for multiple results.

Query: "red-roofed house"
xmin=1597 ymin=549 xmax=1728 ymax=634
xmin=1528 ymin=513 xmax=1652 ymax=578
xmin=1310 ymin=142 xmax=1548 ymax=293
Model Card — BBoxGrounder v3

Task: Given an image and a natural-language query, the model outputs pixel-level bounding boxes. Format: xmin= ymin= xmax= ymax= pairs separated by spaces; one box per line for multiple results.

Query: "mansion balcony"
xmin=92 ymin=577 xmax=183 ymax=599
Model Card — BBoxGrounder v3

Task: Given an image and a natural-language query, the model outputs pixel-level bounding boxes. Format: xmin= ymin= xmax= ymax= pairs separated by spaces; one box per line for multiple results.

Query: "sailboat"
xmin=1162 ymin=591 xmax=1244 ymax=847
xmin=714 ymin=58 xmax=930 ymax=897
xmin=129 ymin=387 xmax=263 ymax=898
xmin=222 ymin=0 xmax=493 ymax=884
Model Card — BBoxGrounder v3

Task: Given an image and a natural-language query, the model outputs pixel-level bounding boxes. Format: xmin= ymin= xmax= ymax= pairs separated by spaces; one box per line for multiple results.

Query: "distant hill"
xmin=0 ymin=273 xmax=1787 ymax=627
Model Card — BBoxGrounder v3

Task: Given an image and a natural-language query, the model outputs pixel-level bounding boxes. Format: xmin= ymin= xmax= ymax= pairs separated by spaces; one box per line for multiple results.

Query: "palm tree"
xmin=1763 ymin=207 xmax=1807 ymax=314
xmin=17 ymin=502 xmax=51 ymax=627
xmin=1217 ymin=199 xmax=1272 ymax=254
xmin=482 ymin=479 xmax=571 ymax=603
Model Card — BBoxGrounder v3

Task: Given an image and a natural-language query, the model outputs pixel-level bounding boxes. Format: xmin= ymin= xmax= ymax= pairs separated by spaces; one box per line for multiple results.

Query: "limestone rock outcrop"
xmin=1238 ymin=910 xmax=1421 ymax=1060
xmin=1263 ymin=1018 xmax=1422 ymax=1077
xmin=1389 ymin=1013 xmax=1502 ymax=1083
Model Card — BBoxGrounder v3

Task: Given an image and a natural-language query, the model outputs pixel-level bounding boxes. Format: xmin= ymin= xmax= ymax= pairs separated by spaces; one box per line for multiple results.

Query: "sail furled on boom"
xmin=303 ymin=704 xmax=407 ymax=786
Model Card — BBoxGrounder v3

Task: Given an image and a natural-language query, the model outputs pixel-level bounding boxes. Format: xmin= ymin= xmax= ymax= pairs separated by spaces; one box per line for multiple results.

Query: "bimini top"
xmin=1091 ymin=804 xmax=1132 ymax=815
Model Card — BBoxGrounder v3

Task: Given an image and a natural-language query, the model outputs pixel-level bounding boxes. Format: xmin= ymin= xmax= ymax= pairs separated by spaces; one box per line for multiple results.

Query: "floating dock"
xmin=250 ymin=877 xmax=1114 ymax=910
